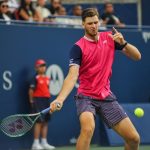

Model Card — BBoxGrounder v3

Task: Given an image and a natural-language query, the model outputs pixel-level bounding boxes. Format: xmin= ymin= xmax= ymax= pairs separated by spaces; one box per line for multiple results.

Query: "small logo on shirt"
xmin=103 ymin=40 xmax=107 ymax=44
xmin=69 ymin=59 xmax=74 ymax=64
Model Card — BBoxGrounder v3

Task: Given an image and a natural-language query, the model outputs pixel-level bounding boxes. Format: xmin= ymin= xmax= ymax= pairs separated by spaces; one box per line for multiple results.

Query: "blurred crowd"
xmin=0 ymin=0 xmax=125 ymax=27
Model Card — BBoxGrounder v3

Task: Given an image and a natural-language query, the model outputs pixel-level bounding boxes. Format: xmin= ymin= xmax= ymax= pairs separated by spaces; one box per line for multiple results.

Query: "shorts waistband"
xmin=74 ymin=94 xmax=101 ymax=101
xmin=75 ymin=93 xmax=116 ymax=102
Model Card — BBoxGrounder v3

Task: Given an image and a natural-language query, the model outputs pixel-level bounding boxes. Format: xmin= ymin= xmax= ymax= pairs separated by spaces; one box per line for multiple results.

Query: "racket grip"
xmin=41 ymin=103 xmax=61 ymax=115
xmin=41 ymin=107 xmax=50 ymax=115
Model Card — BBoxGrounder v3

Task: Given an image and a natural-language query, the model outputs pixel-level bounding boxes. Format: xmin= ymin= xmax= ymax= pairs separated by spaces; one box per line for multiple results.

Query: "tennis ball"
xmin=134 ymin=108 xmax=144 ymax=118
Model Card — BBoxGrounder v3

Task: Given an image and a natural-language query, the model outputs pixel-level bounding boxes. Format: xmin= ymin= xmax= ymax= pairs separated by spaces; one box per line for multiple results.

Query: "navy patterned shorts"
xmin=32 ymin=97 xmax=51 ymax=123
xmin=75 ymin=93 xmax=127 ymax=128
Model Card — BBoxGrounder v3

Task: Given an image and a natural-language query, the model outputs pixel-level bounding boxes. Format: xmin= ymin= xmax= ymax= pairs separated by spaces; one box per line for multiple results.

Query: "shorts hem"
xmin=108 ymin=115 xmax=128 ymax=129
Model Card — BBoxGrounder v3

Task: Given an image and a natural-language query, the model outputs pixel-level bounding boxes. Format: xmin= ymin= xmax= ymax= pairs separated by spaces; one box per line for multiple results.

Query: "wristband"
xmin=121 ymin=41 xmax=128 ymax=49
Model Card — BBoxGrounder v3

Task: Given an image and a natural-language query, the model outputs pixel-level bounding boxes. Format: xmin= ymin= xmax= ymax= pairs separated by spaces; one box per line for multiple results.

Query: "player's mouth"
xmin=91 ymin=29 xmax=97 ymax=35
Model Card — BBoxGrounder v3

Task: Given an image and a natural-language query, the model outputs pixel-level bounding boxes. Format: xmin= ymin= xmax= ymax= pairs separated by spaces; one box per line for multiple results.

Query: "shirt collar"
xmin=83 ymin=34 xmax=99 ymax=42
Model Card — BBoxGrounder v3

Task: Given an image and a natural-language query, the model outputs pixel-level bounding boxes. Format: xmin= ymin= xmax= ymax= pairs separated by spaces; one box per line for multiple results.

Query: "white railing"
xmin=61 ymin=0 xmax=139 ymax=4
xmin=0 ymin=17 xmax=150 ymax=31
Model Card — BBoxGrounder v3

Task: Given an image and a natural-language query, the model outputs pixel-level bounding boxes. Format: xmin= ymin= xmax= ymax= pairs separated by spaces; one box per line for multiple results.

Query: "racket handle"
xmin=41 ymin=103 xmax=61 ymax=115
xmin=41 ymin=107 xmax=50 ymax=115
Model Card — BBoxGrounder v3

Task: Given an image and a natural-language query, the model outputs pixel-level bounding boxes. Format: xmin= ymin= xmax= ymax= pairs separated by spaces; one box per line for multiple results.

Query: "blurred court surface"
xmin=55 ymin=145 xmax=150 ymax=150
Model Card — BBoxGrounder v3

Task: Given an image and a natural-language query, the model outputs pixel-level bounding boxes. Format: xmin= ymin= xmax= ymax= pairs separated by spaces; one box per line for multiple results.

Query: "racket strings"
xmin=0 ymin=115 xmax=38 ymax=137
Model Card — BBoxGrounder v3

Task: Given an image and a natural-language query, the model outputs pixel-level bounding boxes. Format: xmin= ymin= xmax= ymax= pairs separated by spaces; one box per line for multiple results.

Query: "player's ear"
xmin=98 ymin=20 xmax=100 ymax=26
xmin=82 ymin=22 xmax=85 ymax=29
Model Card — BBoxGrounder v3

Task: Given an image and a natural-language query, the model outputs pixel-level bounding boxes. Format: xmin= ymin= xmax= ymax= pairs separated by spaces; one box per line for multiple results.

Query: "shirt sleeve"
xmin=29 ymin=76 xmax=36 ymax=89
xmin=69 ymin=44 xmax=82 ymax=66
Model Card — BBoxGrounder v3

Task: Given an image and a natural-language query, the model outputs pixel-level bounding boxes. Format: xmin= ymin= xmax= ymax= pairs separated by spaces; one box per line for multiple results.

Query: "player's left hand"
xmin=109 ymin=27 xmax=126 ymax=45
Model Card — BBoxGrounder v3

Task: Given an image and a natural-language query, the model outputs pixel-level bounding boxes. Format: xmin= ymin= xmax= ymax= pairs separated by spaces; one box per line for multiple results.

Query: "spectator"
xmin=29 ymin=59 xmax=55 ymax=150
xmin=0 ymin=1 xmax=12 ymax=24
xmin=3 ymin=0 xmax=20 ymax=20
xmin=54 ymin=6 xmax=71 ymax=26
xmin=36 ymin=0 xmax=51 ymax=22
xmin=68 ymin=5 xmax=82 ymax=26
xmin=18 ymin=0 xmax=42 ymax=22
xmin=7 ymin=0 xmax=19 ymax=13
xmin=55 ymin=6 xmax=66 ymax=16
xmin=72 ymin=4 xmax=82 ymax=16
xmin=101 ymin=2 xmax=125 ymax=28
xmin=48 ymin=0 xmax=62 ymax=15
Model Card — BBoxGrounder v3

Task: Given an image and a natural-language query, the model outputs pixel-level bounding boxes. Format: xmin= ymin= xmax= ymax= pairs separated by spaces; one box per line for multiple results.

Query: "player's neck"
xmin=84 ymin=33 xmax=99 ymax=42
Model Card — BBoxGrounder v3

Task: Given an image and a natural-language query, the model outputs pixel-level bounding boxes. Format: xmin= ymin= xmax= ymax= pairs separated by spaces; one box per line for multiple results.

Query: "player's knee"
xmin=81 ymin=126 xmax=95 ymax=138
xmin=132 ymin=133 xmax=140 ymax=145
xmin=127 ymin=132 xmax=140 ymax=145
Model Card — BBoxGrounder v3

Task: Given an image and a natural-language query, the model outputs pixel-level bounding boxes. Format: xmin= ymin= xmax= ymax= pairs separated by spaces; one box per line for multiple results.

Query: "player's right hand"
xmin=50 ymin=100 xmax=63 ymax=113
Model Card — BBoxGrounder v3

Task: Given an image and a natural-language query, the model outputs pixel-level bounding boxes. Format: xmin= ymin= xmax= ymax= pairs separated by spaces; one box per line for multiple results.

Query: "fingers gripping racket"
xmin=0 ymin=104 xmax=60 ymax=137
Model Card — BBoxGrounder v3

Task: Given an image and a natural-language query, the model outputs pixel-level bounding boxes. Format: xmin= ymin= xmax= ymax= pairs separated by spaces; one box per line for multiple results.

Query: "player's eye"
xmin=94 ymin=21 xmax=98 ymax=24
xmin=88 ymin=22 xmax=92 ymax=25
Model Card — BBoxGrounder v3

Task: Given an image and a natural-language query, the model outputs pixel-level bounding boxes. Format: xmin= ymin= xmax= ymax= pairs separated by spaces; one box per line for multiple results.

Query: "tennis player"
xmin=50 ymin=8 xmax=141 ymax=150
xmin=29 ymin=59 xmax=55 ymax=150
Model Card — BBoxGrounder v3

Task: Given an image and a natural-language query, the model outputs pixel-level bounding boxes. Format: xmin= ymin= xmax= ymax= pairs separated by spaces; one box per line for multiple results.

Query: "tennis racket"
xmin=0 ymin=103 xmax=60 ymax=137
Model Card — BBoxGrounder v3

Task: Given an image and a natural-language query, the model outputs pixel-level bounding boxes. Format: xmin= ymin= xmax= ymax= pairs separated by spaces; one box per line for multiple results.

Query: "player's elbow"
xmin=134 ymin=53 xmax=141 ymax=61
xmin=128 ymin=50 xmax=142 ymax=61
xmin=132 ymin=47 xmax=142 ymax=61
xmin=70 ymin=73 xmax=79 ymax=83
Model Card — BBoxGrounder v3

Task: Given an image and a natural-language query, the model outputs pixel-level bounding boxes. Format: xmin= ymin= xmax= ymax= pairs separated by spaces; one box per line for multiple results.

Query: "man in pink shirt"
xmin=50 ymin=8 xmax=141 ymax=150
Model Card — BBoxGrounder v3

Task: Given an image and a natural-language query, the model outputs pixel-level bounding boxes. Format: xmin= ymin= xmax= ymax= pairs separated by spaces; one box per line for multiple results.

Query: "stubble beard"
xmin=85 ymin=28 xmax=98 ymax=39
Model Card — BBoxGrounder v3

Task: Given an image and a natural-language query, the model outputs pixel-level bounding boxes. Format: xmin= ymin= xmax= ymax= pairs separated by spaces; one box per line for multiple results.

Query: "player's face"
xmin=82 ymin=15 xmax=100 ymax=38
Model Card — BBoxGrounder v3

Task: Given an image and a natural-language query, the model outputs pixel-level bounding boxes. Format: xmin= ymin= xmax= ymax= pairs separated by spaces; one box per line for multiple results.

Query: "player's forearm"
xmin=56 ymin=65 xmax=79 ymax=103
xmin=123 ymin=43 xmax=141 ymax=61
xmin=56 ymin=73 xmax=78 ymax=103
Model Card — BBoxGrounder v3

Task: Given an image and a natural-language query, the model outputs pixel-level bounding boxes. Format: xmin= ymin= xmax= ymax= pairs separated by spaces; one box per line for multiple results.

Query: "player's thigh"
xmin=113 ymin=117 xmax=139 ymax=141
xmin=79 ymin=112 xmax=95 ymax=132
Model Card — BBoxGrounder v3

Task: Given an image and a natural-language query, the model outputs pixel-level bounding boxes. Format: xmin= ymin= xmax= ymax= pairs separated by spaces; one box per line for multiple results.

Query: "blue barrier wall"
xmin=0 ymin=24 xmax=150 ymax=149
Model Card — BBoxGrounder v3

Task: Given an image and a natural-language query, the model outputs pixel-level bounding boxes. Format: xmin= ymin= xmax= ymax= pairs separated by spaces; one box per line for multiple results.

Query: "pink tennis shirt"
xmin=69 ymin=31 xmax=118 ymax=100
